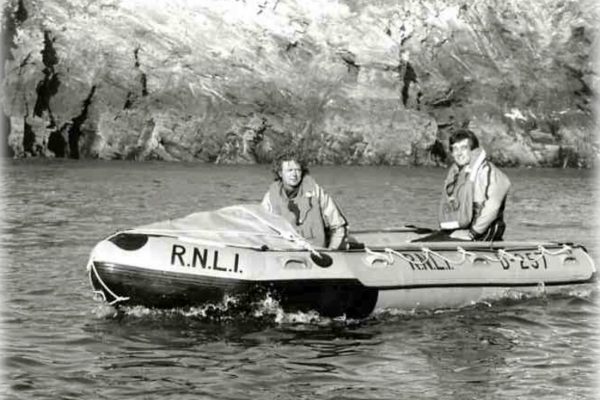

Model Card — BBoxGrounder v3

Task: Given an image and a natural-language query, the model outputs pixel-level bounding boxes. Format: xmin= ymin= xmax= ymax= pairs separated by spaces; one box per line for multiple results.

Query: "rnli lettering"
xmin=170 ymin=244 xmax=243 ymax=273
xmin=171 ymin=244 xmax=186 ymax=265
xmin=402 ymin=253 xmax=454 ymax=271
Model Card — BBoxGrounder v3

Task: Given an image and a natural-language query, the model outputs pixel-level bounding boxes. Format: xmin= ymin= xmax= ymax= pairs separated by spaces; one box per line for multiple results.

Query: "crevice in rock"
xmin=134 ymin=47 xmax=140 ymax=67
xmin=40 ymin=29 xmax=58 ymax=73
xmin=67 ymin=86 xmax=96 ymax=159
xmin=123 ymin=92 xmax=134 ymax=109
xmin=48 ymin=126 xmax=67 ymax=157
xmin=339 ymin=51 xmax=359 ymax=80
xmin=401 ymin=61 xmax=417 ymax=107
xmin=15 ymin=0 xmax=28 ymax=23
xmin=285 ymin=41 xmax=297 ymax=52
xmin=140 ymin=74 xmax=148 ymax=96
xmin=134 ymin=47 xmax=148 ymax=96
xmin=565 ymin=65 xmax=592 ymax=113
xmin=1 ymin=114 xmax=14 ymax=157
xmin=19 ymin=52 xmax=31 ymax=68
xmin=247 ymin=117 xmax=268 ymax=163
xmin=571 ymin=26 xmax=589 ymax=44
xmin=428 ymin=139 xmax=447 ymax=164
xmin=567 ymin=67 xmax=592 ymax=97
xmin=33 ymin=30 xmax=60 ymax=127
xmin=23 ymin=119 xmax=35 ymax=154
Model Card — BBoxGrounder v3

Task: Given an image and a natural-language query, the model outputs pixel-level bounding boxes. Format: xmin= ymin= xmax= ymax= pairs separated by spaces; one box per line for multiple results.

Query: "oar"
xmin=309 ymin=251 xmax=333 ymax=268
xmin=403 ymin=224 xmax=436 ymax=234
xmin=234 ymin=206 xmax=334 ymax=268
xmin=353 ymin=225 xmax=435 ymax=234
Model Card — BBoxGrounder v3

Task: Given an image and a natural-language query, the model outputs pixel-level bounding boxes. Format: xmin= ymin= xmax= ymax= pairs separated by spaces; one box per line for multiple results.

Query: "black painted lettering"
xmin=403 ymin=253 xmax=420 ymax=270
xmin=442 ymin=258 xmax=454 ymax=270
xmin=402 ymin=252 xmax=456 ymax=271
xmin=520 ymin=258 xmax=529 ymax=269
xmin=426 ymin=260 xmax=437 ymax=271
xmin=192 ymin=247 xmax=208 ymax=268
xmin=171 ymin=245 xmax=186 ymax=266
xmin=419 ymin=253 xmax=441 ymax=271
xmin=526 ymin=252 xmax=540 ymax=270
xmin=542 ymin=255 xmax=548 ymax=269
xmin=415 ymin=253 xmax=430 ymax=270
xmin=233 ymin=253 xmax=240 ymax=273
xmin=500 ymin=257 xmax=510 ymax=270
xmin=213 ymin=250 xmax=227 ymax=271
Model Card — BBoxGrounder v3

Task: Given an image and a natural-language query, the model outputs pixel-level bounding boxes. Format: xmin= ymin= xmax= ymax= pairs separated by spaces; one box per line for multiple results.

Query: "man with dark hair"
xmin=262 ymin=152 xmax=348 ymax=249
xmin=437 ymin=129 xmax=511 ymax=241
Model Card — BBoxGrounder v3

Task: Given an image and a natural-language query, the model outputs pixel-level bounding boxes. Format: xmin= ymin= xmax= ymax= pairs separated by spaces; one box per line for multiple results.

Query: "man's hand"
xmin=328 ymin=226 xmax=347 ymax=249
xmin=449 ymin=229 xmax=472 ymax=241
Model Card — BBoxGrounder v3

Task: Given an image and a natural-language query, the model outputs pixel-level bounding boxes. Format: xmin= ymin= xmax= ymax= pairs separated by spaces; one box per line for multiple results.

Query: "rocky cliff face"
xmin=1 ymin=0 xmax=598 ymax=166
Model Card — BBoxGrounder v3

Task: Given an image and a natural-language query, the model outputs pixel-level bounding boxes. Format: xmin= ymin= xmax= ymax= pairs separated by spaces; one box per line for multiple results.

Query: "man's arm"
xmin=470 ymin=164 xmax=509 ymax=237
xmin=328 ymin=225 xmax=347 ymax=249
xmin=261 ymin=191 xmax=272 ymax=212
xmin=315 ymin=185 xmax=348 ymax=249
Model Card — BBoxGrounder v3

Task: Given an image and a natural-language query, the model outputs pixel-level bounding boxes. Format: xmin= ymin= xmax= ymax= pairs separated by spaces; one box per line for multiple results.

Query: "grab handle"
xmin=284 ymin=258 xmax=310 ymax=269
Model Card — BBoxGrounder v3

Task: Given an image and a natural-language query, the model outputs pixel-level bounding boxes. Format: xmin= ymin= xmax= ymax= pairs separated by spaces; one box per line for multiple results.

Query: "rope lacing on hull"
xmin=364 ymin=244 xmax=573 ymax=267
xmin=86 ymin=258 xmax=130 ymax=306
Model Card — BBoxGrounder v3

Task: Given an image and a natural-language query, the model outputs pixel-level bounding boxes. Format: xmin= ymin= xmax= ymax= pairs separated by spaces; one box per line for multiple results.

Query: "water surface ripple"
xmin=3 ymin=160 xmax=598 ymax=399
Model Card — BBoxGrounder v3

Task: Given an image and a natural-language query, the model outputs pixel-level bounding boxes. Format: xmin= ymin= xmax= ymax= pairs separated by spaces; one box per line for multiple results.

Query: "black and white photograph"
xmin=1 ymin=0 xmax=598 ymax=398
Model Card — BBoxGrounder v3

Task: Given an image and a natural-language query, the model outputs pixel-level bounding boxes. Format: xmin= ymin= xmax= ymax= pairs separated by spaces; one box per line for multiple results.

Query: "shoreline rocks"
xmin=1 ymin=0 xmax=598 ymax=167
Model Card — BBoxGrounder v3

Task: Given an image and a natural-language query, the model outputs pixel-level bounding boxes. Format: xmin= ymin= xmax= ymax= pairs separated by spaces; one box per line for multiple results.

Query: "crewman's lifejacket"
xmin=438 ymin=148 xmax=510 ymax=237
xmin=266 ymin=175 xmax=327 ymax=247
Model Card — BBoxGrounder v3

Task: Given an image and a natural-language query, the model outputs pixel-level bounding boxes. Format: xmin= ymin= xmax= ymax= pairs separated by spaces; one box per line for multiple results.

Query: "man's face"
xmin=451 ymin=138 xmax=473 ymax=167
xmin=280 ymin=160 xmax=302 ymax=189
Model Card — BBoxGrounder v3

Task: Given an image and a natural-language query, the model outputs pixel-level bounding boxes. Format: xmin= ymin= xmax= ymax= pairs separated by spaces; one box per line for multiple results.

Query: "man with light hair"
xmin=262 ymin=152 xmax=348 ymax=249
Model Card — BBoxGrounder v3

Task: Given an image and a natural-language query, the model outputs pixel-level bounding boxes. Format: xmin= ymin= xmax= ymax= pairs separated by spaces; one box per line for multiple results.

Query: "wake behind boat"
xmin=86 ymin=205 xmax=596 ymax=318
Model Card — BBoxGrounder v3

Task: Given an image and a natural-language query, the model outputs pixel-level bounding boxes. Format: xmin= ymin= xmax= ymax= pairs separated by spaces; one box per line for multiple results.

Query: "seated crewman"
xmin=261 ymin=152 xmax=348 ymax=249
xmin=438 ymin=129 xmax=511 ymax=241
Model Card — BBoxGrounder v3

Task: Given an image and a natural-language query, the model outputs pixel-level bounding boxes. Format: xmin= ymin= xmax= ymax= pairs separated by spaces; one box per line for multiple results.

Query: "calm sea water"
xmin=2 ymin=160 xmax=599 ymax=399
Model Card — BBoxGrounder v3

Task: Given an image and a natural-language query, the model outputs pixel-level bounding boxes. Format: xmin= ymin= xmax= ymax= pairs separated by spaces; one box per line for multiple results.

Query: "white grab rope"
xmin=362 ymin=244 xmax=574 ymax=268
xmin=539 ymin=244 xmax=572 ymax=256
xmin=384 ymin=247 xmax=431 ymax=265
xmin=423 ymin=246 xmax=471 ymax=265
xmin=88 ymin=261 xmax=130 ymax=306
xmin=87 ymin=266 xmax=107 ymax=303
xmin=364 ymin=247 xmax=395 ymax=265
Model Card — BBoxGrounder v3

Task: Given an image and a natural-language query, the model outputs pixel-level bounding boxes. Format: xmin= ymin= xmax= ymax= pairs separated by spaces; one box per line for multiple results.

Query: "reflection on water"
xmin=3 ymin=160 xmax=599 ymax=400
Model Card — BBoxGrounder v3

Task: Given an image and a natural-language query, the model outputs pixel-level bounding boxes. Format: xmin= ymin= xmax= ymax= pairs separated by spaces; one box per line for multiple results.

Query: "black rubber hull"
xmin=91 ymin=262 xmax=379 ymax=318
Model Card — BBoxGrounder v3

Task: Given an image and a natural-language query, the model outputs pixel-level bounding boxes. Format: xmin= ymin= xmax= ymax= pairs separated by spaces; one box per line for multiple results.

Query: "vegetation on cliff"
xmin=1 ymin=0 xmax=598 ymax=166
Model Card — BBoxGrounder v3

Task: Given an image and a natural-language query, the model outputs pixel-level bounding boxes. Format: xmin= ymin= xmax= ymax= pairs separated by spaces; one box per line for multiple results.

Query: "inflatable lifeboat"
xmin=86 ymin=205 xmax=597 ymax=318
